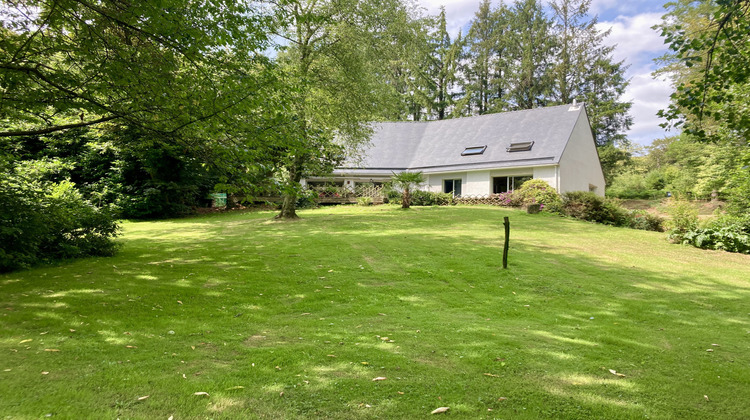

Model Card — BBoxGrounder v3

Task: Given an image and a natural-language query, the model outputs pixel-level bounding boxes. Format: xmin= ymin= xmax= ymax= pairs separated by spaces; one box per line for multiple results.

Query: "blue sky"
xmin=417 ymin=0 xmax=675 ymax=146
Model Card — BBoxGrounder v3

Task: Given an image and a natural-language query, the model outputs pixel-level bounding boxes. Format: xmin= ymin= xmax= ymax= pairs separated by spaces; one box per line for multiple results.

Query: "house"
xmin=304 ymin=103 xmax=605 ymax=197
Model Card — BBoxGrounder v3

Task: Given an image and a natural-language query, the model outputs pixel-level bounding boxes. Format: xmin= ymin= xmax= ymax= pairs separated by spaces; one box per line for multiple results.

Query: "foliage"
xmin=665 ymin=199 xmax=700 ymax=243
xmin=680 ymin=214 xmax=750 ymax=254
xmin=356 ymin=197 xmax=373 ymax=206
xmin=556 ymin=191 xmax=626 ymax=225
xmin=409 ymin=190 xmax=454 ymax=206
xmin=391 ymin=171 xmax=424 ymax=209
xmin=514 ymin=179 xmax=561 ymax=206
xmin=272 ymin=0 xmax=419 ymax=218
xmin=0 ymin=0 xmax=274 ymax=138
xmin=0 ymin=159 xmax=119 ymax=272
xmin=552 ymin=191 xmax=663 ymax=231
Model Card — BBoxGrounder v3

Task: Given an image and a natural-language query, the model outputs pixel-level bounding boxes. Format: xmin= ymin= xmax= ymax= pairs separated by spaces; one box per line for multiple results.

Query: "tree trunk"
xmin=277 ymin=156 xmax=304 ymax=219
xmin=402 ymin=187 xmax=410 ymax=209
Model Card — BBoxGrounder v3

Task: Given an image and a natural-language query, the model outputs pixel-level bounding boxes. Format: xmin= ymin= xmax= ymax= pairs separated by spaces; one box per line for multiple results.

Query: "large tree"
xmin=271 ymin=0 xmax=417 ymax=218
xmin=0 ymin=0 xmax=274 ymax=139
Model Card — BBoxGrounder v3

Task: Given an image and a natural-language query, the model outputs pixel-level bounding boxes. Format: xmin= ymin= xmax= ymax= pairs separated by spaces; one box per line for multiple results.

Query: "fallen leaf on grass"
xmin=704 ymin=395 xmax=709 ymax=401
xmin=137 ymin=395 xmax=149 ymax=401
xmin=279 ymin=391 xmax=284 ymax=397
xmin=41 ymin=371 xmax=49 ymax=375
xmin=182 ymin=374 xmax=186 ymax=379
xmin=706 ymin=349 xmax=714 ymax=352
xmin=177 ymin=301 xmax=183 ymax=305
xmin=378 ymin=313 xmax=387 ymax=316
xmin=372 ymin=377 xmax=387 ymax=381
xmin=19 ymin=339 xmax=32 ymax=344
xmin=44 ymin=349 xmax=60 ymax=352
xmin=608 ymin=369 xmax=626 ymax=377
xmin=194 ymin=392 xmax=209 ymax=396
xmin=301 ymin=313 xmax=311 ymax=316
xmin=69 ymin=329 xmax=75 ymax=332
xmin=327 ymin=354 xmax=337 ymax=358
xmin=380 ymin=337 xmax=389 ymax=341
xmin=431 ymin=407 xmax=450 ymax=414
xmin=397 ymin=391 xmax=405 ymax=395
xmin=498 ymin=397 xmax=507 ymax=401
xmin=126 ymin=345 xmax=137 ymax=349
xmin=484 ymin=373 xmax=499 ymax=377
xmin=225 ymin=386 xmax=244 ymax=390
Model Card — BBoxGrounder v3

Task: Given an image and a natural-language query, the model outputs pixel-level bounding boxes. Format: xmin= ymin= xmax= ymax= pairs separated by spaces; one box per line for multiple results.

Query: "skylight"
xmin=507 ymin=141 xmax=534 ymax=152
xmin=461 ymin=145 xmax=487 ymax=156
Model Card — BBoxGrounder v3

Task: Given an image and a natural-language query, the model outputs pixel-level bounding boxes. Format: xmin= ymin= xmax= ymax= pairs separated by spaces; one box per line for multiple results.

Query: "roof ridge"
xmin=374 ymin=103 xmax=579 ymax=125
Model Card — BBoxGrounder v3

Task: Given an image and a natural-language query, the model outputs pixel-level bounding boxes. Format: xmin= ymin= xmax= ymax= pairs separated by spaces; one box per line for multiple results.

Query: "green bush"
xmin=514 ymin=179 xmax=561 ymax=207
xmin=0 ymin=161 xmax=119 ymax=272
xmin=665 ymin=200 xmax=699 ymax=242
xmin=553 ymin=191 xmax=663 ymax=231
xmin=679 ymin=214 xmax=750 ymax=254
xmin=606 ymin=172 xmax=660 ymax=199
xmin=357 ymin=197 xmax=373 ymax=206
xmin=410 ymin=190 xmax=454 ymax=206
xmin=625 ymin=210 xmax=665 ymax=232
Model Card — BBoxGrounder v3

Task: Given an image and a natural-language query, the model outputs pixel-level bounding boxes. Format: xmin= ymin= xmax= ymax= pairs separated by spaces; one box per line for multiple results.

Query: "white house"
xmin=305 ymin=103 xmax=605 ymax=197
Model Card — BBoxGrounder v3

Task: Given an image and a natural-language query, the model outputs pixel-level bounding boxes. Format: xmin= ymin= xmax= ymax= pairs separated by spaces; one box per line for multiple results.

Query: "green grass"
xmin=2 ymin=205 xmax=749 ymax=419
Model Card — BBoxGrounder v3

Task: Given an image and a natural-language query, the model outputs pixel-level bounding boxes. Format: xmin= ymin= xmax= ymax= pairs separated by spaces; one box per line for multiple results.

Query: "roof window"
xmin=507 ymin=141 xmax=534 ymax=152
xmin=461 ymin=145 xmax=487 ymax=156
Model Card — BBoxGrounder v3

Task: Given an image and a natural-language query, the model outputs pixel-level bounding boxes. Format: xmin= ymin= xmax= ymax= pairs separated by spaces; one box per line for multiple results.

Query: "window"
xmin=461 ymin=145 xmax=487 ymax=156
xmin=443 ymin=179 xmax=462 ymax=197
xmin=493 ymin=176 xmax=532 ymax=193
xmin=506 ymin=141 xmax=534 ymax=152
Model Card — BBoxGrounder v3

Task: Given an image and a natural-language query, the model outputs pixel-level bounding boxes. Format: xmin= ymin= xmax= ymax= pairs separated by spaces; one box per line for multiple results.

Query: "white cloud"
xmin=416 ymin=0 xmax=477 ymax=37
xmin=623 ymin=72 xmax=672 ymax=145
xmin=597 ymin=13 xmax=667 ymax=68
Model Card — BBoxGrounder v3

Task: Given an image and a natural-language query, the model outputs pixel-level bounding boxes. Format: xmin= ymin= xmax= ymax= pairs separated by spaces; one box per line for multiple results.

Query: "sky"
xmin=416 ymin=0 xmax=675 ymax=146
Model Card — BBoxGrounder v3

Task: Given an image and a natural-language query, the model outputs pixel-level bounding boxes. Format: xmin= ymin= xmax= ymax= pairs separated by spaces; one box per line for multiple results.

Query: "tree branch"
xmin=0 ymin=115 xmax=120 ymax=137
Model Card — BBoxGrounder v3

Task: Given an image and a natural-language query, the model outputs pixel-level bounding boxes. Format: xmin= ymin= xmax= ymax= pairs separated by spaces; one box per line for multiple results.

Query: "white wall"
xmin=532 ymin=166 xmax=558 ymax=192
xmin=426 ymin=172 xmax=467 ymax=194
xmin=559 ymin=111 xmax=606 ymax=196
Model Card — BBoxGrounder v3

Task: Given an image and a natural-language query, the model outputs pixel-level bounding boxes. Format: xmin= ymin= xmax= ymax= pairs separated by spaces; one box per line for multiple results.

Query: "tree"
xmin=272 ymin=0 xmax=418 ymax=219
xmin=505 ymin=0 xmax=555 ymax=110
xmin=430 ymin=7 xmax=462 ymax=120
xmin=0 ymin=0 xmax=274 ymax=139
xmin=391 ymin=171 xmax=424 ymax=209
xmin=549 ymin=0 xmax=632 ymax=147
xmin=657 ymin=0 xmax=750 ymax=212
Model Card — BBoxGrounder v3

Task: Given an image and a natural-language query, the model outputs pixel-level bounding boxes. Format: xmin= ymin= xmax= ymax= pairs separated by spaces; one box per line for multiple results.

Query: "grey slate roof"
xmin=335 ymin=104 xmax=585 ymax=176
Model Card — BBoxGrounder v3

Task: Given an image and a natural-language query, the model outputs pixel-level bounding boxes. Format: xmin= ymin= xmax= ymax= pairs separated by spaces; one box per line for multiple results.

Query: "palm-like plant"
xmin=391 ymin=171 xmax=424 ymax=209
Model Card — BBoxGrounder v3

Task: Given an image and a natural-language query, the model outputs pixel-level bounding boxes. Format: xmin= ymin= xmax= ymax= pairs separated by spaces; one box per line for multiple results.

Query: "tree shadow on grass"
xmin=1 ymin=206 xmax=749 ymax=418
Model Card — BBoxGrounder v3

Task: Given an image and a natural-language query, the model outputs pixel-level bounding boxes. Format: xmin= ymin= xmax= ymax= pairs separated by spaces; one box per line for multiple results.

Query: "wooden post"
xmin=502 ymin=216 xmax=510 ymax=269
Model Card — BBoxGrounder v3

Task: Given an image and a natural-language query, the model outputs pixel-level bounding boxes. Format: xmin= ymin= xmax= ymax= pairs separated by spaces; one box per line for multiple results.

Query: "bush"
xmin=357 ymin=197 xmax=373 ymax=206
xmin=665 ymin=200 xmax=699 ymax=242
xmin=492 ymin=191 xmax=524 ymax=207
xmin=410 ymin=190 xmax=454 ymax=206
xmin=679 ymin=214 xmax=750 ymax=254
xmin=557 ymin=191 xmax=624 ymax=225
xmin=514 ymin=179 xmax=561 ymax=206
xmin=0 ymin=161 xmax=120 ymax=272
xmin=552 ymin=191 xmax=663 ymax=231
xmin=625 ymin=210 xmax=665 ymax=232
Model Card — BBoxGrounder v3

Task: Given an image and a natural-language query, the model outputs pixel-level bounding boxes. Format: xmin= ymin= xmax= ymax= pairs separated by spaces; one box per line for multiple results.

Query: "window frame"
xmin=461 ymin=145 xmax=487 ymax=156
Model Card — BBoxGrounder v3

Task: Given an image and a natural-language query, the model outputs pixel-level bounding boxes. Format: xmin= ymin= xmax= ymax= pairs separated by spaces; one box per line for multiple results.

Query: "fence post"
xmin=502 ymin=216 xmax=510 ymax=269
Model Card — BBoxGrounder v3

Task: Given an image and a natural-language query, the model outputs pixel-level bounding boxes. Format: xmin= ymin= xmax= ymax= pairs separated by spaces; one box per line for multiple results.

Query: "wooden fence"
xmin=306 ymin=185 xmax=384 ymax=204
xmin=454 ymin=194 xmax=515 ymax=206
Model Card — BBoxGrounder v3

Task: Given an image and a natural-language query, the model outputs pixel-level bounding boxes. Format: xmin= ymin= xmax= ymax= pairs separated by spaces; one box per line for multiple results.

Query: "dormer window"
xmin=507 ymin=141 xmax=534 ymax=152
xmin=462 ymin=145 xmax=487 ymax=156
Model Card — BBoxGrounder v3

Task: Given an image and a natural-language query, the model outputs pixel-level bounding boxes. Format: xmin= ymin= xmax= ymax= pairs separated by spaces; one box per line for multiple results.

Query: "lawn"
xmin=1 ymin=205 xmax=749 ymax=419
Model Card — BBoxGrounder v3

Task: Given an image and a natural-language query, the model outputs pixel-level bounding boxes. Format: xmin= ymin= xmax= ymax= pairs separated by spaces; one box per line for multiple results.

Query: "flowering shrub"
xmin=514 ymin=179 xmax=561 ymax=207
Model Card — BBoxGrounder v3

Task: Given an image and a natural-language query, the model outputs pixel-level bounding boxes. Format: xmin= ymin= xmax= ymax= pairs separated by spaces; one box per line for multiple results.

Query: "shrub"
xmin=665 ymin=200 xmax=699 ymax=242
xmin=0 ymin=164 xmax=120 ymax=272
xmin=558 ymin=191 xmax=624 ymax=225
xmin=679 ymin=214 xmax=750 ymax=254
xmin=410 ymin=190 xmax=454 ymax=206
xmin=357 ymin=197 xmax=373 ymax=206
xmin=492 ymin=191 xmax=523 ymax=207
xmin=514 ymin=179 xmax=561 ymax=206
xmin=625 ymin=210 xmax=665 ymax=232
